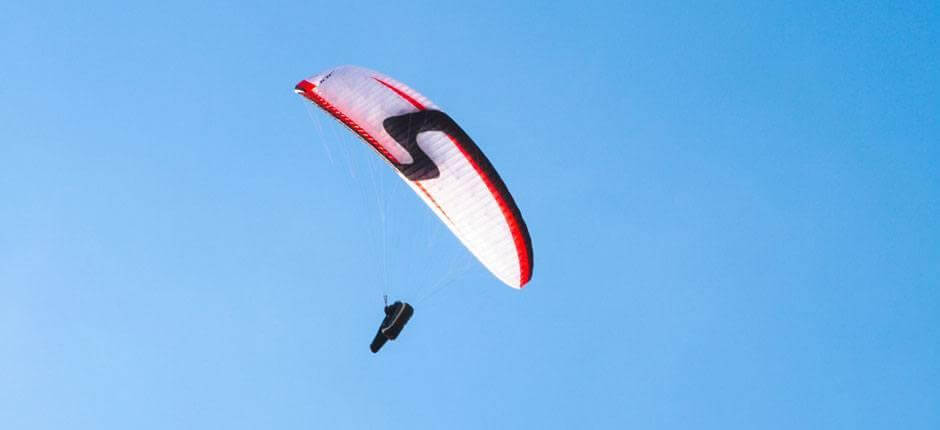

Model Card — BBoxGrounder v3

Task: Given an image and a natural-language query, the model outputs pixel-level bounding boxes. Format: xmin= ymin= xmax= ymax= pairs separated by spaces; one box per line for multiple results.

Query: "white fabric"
xmin=299 ymin=66 xmax=528 ymax=288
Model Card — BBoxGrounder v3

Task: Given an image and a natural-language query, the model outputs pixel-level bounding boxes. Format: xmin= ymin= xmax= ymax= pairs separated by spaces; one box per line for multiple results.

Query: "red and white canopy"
xmin=295 ymin=66 xmax=533 ymax=288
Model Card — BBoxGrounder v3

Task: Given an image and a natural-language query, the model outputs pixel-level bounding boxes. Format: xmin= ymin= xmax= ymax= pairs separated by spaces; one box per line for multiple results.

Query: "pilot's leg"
xmin=370 ymin=329 xmax=389 ymax=353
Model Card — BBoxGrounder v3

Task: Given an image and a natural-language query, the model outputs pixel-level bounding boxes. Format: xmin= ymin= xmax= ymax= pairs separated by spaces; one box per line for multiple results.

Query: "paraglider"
xmin=370 ymin=297 xmax=415 ymax=353
xmin=294 ymin=65 xmax=533 ymax=352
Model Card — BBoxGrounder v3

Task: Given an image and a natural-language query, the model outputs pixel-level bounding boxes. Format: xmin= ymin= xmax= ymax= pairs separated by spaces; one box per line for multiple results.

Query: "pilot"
xmin=370 ymin=299 xmax=414 ymax=353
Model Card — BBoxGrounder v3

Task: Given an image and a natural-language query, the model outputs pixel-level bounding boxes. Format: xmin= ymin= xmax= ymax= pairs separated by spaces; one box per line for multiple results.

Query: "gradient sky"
xmin=2 ymin=1 xmax=938 ymax=429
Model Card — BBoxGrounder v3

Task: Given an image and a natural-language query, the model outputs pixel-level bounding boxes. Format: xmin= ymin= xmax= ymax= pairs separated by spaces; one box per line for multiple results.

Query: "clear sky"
xmin=2 ymin=1 xmax=938 ymax=429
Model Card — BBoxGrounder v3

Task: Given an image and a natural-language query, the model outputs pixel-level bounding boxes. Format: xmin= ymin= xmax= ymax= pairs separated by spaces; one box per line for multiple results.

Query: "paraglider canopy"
xmin=295 ymin=66 xmax=533 ymax=288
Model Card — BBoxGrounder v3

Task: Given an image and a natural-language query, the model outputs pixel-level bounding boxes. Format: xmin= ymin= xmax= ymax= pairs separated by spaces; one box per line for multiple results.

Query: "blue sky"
xmin=2 ymin=1 xmax=938 ymax=428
